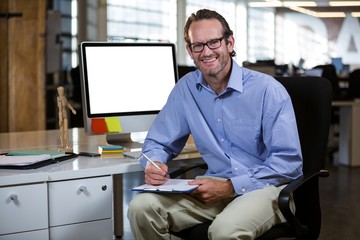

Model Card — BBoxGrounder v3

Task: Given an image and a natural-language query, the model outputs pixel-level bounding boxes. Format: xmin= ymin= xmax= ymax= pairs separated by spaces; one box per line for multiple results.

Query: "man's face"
xmin=186 ymin=19 xmax=234 ymax=77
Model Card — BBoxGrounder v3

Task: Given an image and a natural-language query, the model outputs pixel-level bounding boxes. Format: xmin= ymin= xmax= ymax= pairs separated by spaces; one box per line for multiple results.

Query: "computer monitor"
xmin=331 ymin=57 xmax=343 ymax=75
xmin=79 ymin=42 xmax=178 ymax=147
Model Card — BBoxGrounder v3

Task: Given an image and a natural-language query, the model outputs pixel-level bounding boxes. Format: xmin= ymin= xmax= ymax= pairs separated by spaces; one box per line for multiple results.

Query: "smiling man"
xmin=128 ymin=9 xmax=303 ymax=240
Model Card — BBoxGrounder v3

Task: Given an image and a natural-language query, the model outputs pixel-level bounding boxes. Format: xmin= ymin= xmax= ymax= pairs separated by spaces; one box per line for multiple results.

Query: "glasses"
xmin=189 ymin=37 xmax=224 ymax=53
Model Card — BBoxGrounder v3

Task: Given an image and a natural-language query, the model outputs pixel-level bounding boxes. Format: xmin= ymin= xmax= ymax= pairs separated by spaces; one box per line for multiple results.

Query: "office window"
xmin=52 ymin=0 xmax=78 ymax=69
xmin=107 ymin=0 xmax=177 ymax=43
xmin=186 ymin=0 xmax=235 ymax=15
xmin=247 ymin=8 xmax=275 ymax=63
xmin=275 ymin=13 xmax=329 ymax=68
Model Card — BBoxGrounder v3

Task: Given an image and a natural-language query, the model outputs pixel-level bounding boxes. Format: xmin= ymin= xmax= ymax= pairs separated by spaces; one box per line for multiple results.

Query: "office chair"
xmin=170 ymin=76 xmax=332 ymax=240
xmin=348 ymin=68 xmax=360 ymax=99
xmin=313 ymin=64 xmax=339 ymax=98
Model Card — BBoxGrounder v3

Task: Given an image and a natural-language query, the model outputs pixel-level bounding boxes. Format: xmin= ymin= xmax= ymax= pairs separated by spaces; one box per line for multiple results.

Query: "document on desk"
xmin=0 ymin=151 xmax=78 ymax=169
xmin=131 ymin=179 xmax=199 ymax=193
xmin=0 ymin=154 xmax=51 ymax=166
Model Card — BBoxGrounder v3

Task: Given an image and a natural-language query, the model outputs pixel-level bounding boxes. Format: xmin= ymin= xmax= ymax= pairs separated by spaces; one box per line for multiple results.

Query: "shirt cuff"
xmin=138 ymin=152 xmax=169 ymax=169
xmin=230 ymin=174 xmax=265 ymax=196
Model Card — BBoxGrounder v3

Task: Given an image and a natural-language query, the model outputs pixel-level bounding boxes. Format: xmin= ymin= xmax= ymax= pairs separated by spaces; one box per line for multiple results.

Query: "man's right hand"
xmin=144 ymin=162 xmax=169 ymax=185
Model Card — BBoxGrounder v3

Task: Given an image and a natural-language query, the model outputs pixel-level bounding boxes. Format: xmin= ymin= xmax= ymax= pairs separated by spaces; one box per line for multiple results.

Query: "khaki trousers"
xmin=127 ymin=185 xmax=291 ymax=240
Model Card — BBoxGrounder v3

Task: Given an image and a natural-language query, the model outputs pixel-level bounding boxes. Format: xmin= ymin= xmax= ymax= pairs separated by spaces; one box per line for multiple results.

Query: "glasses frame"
xmin=189 ymin=36 xmax=225 ymax=53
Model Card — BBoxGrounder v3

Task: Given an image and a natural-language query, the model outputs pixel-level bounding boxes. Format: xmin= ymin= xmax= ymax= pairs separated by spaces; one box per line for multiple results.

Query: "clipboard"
xmin=0 ymin=152 xmax=78 ymax=170
xmin=131 ymin=179 xmax=199 ymax=193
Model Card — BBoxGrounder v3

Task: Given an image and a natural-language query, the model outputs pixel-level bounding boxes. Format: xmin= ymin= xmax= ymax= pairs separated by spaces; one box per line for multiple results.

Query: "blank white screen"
xmin=85 ymin=45 xmax=176 ymax=115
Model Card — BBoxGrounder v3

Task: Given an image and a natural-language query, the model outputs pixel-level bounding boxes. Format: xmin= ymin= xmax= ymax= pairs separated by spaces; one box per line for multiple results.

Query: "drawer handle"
xmin=10 ymin=194 xmax=18 ymax=201
xmin=102 ymin=185 xmax=107 ymax=191
xmin=79 ymin=186 xmax=87 ymax=192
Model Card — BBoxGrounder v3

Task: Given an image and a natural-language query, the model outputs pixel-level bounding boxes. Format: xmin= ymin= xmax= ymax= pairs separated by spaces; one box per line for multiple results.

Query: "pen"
xmin=141 ymin=153 xmax=170 ymax=178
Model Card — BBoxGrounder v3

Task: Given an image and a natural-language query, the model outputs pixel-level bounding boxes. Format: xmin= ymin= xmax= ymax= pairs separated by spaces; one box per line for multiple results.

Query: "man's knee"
xmin=128 ymin=193 xmax=160 ymax=221
xmin=208 ymin=215 xmax=255 ymax=240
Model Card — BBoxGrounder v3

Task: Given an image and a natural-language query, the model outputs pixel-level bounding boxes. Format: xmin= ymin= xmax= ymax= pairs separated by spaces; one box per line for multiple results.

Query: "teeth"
xmin=202 ymin=58 xmax=216 ymax=63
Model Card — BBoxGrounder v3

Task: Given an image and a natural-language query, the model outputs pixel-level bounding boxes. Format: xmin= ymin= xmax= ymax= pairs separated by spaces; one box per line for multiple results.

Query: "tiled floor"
xmin=120 ymin=163 xmax=360 ymax=240
xmin=318 ymin=164 xmax=360 ymax=240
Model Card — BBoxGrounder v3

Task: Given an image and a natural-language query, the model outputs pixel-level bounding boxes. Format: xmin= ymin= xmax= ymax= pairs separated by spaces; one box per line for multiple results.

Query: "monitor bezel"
xmin=78 ymin=41 xmax=178 ymax=137
xmin=79 ymin=41 xmax=178 ymax=119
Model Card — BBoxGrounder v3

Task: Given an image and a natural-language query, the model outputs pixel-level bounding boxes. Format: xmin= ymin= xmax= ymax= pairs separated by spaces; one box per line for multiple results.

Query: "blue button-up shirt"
xmin=140 ymin=60 xmax=303 ymax=196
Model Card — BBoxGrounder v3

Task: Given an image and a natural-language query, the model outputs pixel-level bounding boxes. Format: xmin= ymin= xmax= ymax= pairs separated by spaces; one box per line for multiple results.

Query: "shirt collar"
xmin=195 ymin=60 xmax=244 ymax=94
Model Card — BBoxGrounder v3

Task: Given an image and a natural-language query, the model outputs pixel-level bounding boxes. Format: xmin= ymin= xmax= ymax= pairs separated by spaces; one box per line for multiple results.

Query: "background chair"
xmin=348 ymin=68 xmax=360 ymax=99
xmin=170 ymin=76 xmax=332 ymax=240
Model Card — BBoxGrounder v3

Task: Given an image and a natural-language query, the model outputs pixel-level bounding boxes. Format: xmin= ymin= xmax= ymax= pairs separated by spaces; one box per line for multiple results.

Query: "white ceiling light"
xmin=329 ymin=1 xmax=360 ymax=7
xmin=289 ymin=6 xmax=346 ymax=18
xmin=248 ymin=1 xmax=283 ymax=7
xmin=248 ymin=1 xmax=359 ymax=18
xmin=283 ymin=1 xmax=317 ymax=7
xmin=248 ymin=1 xmax=317 ymax=7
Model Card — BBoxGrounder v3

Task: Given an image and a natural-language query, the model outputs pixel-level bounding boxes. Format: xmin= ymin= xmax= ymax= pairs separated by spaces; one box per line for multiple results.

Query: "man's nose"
xmin=202 ymin=44 xmax=213 ymax=55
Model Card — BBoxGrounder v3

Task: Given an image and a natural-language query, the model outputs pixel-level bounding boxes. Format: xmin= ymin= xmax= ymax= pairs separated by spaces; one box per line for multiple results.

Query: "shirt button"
xmin=234 ymin=167 xmax=238 ymax=171
xmin=221 ymin=139 xmax=224 ymax=142
xmin=217 ymin=118 xmax=221 ymax=122
xmin=242 ymin=188 xmax=246 ymax=192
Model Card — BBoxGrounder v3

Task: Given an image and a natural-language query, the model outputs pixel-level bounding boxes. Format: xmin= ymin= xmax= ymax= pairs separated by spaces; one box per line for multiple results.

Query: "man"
xmin=128 ymin=9 xmax=302 ymax=240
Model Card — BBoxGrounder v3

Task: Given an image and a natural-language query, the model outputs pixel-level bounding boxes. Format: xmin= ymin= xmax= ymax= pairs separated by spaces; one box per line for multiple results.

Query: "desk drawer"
xmin=0 ymin=229 xmax=49 ymax=240
xmin=50 ymin=219 xmax=113 ymax=240
xmin=49 ymin=176 xmax=113 ymax=226
xmin=0 ymin=183 xmax=48 ymax=235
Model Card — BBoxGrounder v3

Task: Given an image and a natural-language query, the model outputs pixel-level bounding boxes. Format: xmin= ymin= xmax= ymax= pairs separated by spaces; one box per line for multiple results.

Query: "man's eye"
xmin=208 ymin=40 xmax=218 ymax=46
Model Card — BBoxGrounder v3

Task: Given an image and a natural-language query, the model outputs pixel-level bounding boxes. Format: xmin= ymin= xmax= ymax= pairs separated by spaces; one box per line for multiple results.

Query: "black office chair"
xmin=313 ymin=64 xmax=339 ymax=98
xmin=170 ymin=76 xmax=332 ymax=240
xmin=348 ymin=68 xmax=360 ymax=99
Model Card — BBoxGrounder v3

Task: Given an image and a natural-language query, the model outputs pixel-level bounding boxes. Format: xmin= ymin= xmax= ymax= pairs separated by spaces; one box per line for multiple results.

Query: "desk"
xmin=0 ymin=128 xmax=202 ymax=240
xmin=332 ymin=100 xmax=360 ymax=166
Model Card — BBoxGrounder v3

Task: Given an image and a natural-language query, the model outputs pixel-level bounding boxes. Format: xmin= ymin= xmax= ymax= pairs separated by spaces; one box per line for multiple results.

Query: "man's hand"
xmin=144 ymin=161 xmax=169 ymax=185
xmin=189 ymin=178 xmax=235 ymax=204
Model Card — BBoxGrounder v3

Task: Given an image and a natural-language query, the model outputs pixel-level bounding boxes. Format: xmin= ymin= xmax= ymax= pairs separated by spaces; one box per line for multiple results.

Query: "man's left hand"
xmin=189 ymin=178 xmax=235 ymax=204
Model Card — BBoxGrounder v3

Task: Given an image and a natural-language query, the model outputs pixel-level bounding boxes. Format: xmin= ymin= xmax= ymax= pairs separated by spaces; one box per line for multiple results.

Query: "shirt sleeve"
xmin=230 ymin=82 xmax=303 ymax=196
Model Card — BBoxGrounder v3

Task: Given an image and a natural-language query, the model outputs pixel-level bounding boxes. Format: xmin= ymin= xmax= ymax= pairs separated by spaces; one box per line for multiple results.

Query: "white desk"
xmin=0 ymin=128 xmax=202 ymax=240
xmin=332 ymin=100 xmax=360 ymax=166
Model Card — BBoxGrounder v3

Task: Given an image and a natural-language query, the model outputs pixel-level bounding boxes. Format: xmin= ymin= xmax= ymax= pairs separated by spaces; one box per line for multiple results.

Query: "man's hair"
xmin=184 ymin=9 xmax=236 ymax=57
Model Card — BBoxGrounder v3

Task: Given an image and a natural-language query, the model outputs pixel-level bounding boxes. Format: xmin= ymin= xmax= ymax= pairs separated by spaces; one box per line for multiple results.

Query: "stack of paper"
xmin=98 ymin=145 xmax=124 ymax=157
xmin=131 ymin=179 xmax=199 ymax=193
xmin=7 ymin=150 xmax=66 ymax=158
xmin=0 ymin=154 xmax=51 ymax=166
xmin=0 ymin=150 xmax=77 ymax=169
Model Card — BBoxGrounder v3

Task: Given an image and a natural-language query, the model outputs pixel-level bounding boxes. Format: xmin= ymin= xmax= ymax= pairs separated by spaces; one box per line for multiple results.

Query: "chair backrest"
xmin=349 ymin=69 xmax=360 ymax=98
xmin=314 ymin=64 xmax=340 ymax=97
xmin=275 ymin=76 xmax=332 ymax=239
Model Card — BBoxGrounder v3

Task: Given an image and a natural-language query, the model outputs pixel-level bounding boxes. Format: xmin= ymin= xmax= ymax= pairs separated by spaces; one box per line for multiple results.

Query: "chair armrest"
xmin=278 ymin=169 xmax=329 ymax=236
xmin=169 ymin=163 xmax=208 ymax=179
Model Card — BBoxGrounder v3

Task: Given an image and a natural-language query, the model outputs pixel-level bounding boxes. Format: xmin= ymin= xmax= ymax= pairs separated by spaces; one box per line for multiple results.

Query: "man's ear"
xmin=227 ymin=35 xmax=235 ymax=54
xmin=186 ymin=45 xmax=194 ymax=60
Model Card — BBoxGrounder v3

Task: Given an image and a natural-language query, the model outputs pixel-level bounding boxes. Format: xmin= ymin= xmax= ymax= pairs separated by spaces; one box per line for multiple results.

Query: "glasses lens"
xmin=191 ymin=43 xmax=203 ymax=52
xmin=190 ymin=37 xmax=223 ymax=52
xmin=208 ymin=39 xmax=221 ymax=49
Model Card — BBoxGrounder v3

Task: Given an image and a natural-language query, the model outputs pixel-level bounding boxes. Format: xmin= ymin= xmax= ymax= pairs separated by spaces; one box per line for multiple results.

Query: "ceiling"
xmin=247 ymin=1 xmax=360 ymax=17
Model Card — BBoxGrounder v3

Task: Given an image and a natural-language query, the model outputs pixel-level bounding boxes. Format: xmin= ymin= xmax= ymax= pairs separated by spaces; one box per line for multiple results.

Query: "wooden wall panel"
xmin=6 ymin=0 xmax=46 ymax=132
xmin=0 ymin=1 xmax=9 ymax=132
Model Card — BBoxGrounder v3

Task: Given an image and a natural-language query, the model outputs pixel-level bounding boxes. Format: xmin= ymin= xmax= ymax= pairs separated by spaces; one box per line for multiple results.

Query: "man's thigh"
xmin=209 ymin=185 xmax=287 ymax=239
xmin=129 ymin=192 xmax=230 ymax=232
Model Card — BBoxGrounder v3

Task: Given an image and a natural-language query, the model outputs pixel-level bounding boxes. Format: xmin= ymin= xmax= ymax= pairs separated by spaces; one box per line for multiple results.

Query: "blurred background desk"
xmin=332 ymin=100 xmax=360 ymax=166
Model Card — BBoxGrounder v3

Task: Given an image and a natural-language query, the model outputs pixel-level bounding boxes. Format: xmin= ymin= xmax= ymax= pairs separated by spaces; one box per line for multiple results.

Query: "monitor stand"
xmin=106 ymin=133 xmax=144 ymax=149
